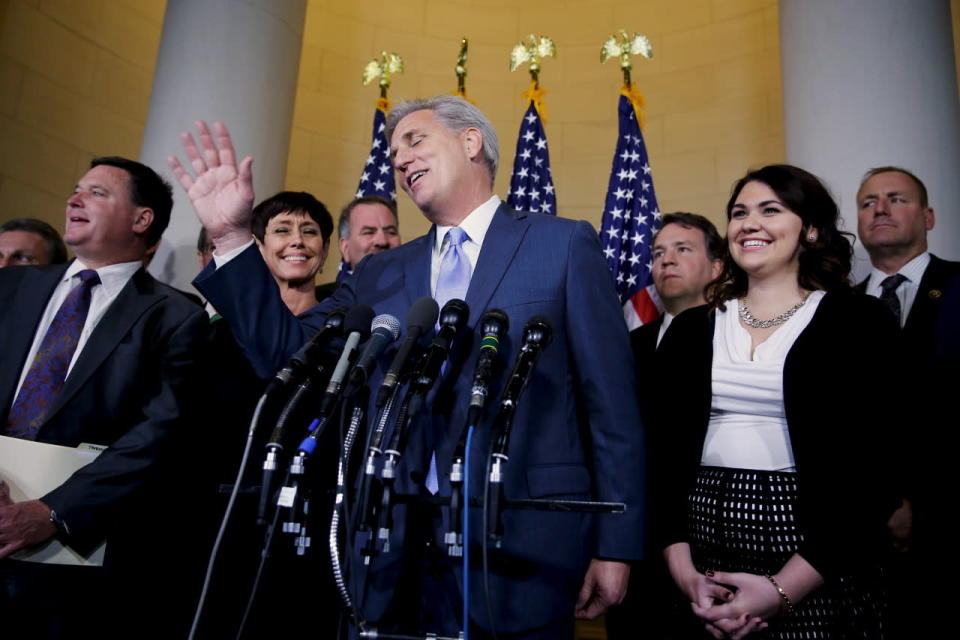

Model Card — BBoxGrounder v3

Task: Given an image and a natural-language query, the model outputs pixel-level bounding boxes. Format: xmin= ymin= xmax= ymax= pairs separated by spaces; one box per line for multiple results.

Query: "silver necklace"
xmin=738 ymin=292 xmax=811 ymax=329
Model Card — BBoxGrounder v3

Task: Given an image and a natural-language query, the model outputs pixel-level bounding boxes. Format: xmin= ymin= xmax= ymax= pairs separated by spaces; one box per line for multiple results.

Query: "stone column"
xmin=780 ymin=0 xmax=960 ymax=278
xmin=140 ymin=0 xmax=307 ymax=292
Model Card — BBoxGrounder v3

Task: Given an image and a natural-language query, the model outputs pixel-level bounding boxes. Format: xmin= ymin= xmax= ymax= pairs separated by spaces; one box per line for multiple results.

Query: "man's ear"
xmin=462 ymin=127 xmax=483 ymax=161
xmin=925 ymin=207 xmax=935 ymax=231
xmin=132 ymin=207 xmax=154 ymax=235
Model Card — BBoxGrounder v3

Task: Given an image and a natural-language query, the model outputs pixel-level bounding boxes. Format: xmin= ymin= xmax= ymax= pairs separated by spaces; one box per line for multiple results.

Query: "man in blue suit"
xmin=171 ymin=97 xmax=645 ymax=638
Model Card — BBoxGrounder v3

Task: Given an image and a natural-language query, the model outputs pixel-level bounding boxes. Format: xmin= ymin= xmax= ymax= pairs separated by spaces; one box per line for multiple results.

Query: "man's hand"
xmin=0 ymin=482 xmax=56 ymax=559
xmin=887 ymin=498 xmax=912 ymax=552
xmin=574 ymin=559 xmax=630 ymax=620
xmin=167 ymin=120 xmax=256 ymax=254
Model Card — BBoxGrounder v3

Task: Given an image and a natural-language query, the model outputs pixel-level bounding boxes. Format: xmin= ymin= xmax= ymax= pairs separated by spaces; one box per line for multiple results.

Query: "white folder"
xmin=0 ymin=435 xmax=107 ymax=566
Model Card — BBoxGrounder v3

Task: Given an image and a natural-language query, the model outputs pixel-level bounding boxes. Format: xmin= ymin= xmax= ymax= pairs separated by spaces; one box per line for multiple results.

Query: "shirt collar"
xmin=434 ymin=195 xmax=501 ymax=252
xmin=868 ymin=251 xmax=930 ymax=287
xmin=67 ymin=259 xmax=142 ymax=297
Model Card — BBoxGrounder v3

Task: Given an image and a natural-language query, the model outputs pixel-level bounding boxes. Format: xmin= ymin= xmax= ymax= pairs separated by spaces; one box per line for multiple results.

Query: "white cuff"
xmin=212 ymin=238 xmax=256 ymax=269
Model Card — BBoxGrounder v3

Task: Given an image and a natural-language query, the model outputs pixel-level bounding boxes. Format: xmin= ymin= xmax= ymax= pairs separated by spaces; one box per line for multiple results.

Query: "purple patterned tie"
xmin=4 ymin=269 xmax=101 ymax=440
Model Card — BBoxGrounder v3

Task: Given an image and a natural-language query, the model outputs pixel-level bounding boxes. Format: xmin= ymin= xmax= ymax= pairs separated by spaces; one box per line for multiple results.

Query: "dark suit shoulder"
xmin=629 ymin=317 xmax=660 ymax=361
xmin=132 ymin=271 xmax=209 ymax=325
xmin=926 ymin=254 xmax=960 ymax=281
xmin=0 ymin=262 xmax=67 ymax=288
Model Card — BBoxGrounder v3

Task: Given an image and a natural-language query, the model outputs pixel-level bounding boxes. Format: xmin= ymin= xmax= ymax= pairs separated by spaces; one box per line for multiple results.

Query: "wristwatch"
xmin=49 ymin=509 xmax=71 ymax=537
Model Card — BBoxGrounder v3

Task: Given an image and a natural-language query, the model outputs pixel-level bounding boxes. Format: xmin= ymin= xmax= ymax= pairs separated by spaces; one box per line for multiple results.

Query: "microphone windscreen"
xmin=406 ymin=297 xmax=440 ymax=332
xmin=522 ymin=315 xmax=553 ymax=348
xmin=439 ymin=298 xmax=469 ymax=327
xmin=372 ymin=313 xmax=401 ymax=340
xmin=344 ymin=305 xmax=375 ymax=337
xmin=480 ymin=308 xmax=509 ymax=336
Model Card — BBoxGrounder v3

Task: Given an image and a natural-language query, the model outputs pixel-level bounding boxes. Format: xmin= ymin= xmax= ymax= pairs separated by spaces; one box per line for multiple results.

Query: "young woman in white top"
xmin=652 ymin=165 xmax=899 ymax=639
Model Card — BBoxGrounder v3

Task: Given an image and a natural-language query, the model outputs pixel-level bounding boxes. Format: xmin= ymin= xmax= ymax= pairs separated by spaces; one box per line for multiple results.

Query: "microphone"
xmin=376 ymin=297 xmax=439 ymax=407
xmin=409 ymin=299 xmax=469 ymax=391
xmin=256 ymin=309 xmax=347 ymax=524
xmin=487 ymin=316 xmax=553 ymax=545
xmin=498 ymin=316 xmax=552 ymax=409
xmin=345 ymin=314 xmax=401 ymax=396
xmin=468 ymin=309 xmax=510 ymax=413
xmin=262 ymin=307 xmax=347 ymax=396
xmin=317 ymin=305 xmax=375 ymax=418
xmin=446 ymin=308 xmax=509 ymax=556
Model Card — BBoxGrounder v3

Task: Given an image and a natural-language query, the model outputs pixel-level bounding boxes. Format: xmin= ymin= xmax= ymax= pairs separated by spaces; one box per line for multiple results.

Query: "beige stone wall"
xmin=287 ymin=0 xmax=784 ymax=274
xmin=13 ymin=0 xmax=960 ymax=273
xmin=0 ymin=0 xmax=166 ymax=230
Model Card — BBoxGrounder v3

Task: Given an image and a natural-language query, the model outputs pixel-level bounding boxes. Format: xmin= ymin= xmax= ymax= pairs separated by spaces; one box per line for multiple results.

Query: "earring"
xmin=807 ymin=233 xmax=817 ymax=242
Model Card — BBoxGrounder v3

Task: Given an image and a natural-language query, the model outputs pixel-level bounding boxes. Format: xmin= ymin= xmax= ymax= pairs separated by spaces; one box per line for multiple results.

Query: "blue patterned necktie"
xmin=4 ymin=269 xmax=101 ymax=440
xmin=425 ymin=227 xmax=471 ymax=493
xmin=879 ymin=273 xmax=907 ymax=326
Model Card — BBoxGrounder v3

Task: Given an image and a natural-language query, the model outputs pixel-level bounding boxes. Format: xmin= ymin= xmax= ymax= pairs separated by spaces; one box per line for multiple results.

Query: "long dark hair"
xmin=705 ymin=164 xmax=853 ymax=307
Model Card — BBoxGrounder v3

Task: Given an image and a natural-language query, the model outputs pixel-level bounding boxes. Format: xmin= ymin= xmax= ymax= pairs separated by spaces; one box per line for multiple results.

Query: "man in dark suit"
xmin=171 ymin=98 xmax=644 ymax=638
xmin=608 ymin=212 xmax=720 ymax=640
xmin=855 ymin=166 xmax=960 ymax=341
xmin=629 ymin=212 xmax=722 ymax=358
xmin=0 ymin=157 xmax=208 ymax=638
xmin=0 ymin=218 xmax=68 ymax=267
xmin=855 ymin=165 xmax=960 ymax=636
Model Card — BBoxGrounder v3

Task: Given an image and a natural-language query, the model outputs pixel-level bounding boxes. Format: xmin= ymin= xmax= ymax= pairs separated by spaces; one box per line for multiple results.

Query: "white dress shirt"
xmin=655 ymin=312 xmax=675 ymax=348
xmin=14 ymin=259 xmax=142 ymax=400
xmin=864 ymin=251 xmax=930 ymax=327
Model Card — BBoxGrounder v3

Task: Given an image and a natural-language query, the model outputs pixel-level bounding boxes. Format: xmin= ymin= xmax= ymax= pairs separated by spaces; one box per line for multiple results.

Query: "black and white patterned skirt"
xmin=688 ymin=466 xmax=886 ymax=640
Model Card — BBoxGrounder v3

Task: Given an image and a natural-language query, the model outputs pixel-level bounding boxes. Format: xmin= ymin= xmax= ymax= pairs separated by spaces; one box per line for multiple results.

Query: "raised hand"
xmin=168 ymin=120 xmax=255 ymax=253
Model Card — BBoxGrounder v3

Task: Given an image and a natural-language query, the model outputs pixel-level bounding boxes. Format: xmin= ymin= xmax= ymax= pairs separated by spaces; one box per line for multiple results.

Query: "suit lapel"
xmin=46 ymin=269 xmax=164 ymax=421
xmin=904 ymin=256 xmax=946 ymax=339
xmin=402 ymin=231 xmax=433 ymax=305
xmin=464 ymin=205 xmax=529 ymax=327
xmin=0 ymin=264 xmax=69 ymax=417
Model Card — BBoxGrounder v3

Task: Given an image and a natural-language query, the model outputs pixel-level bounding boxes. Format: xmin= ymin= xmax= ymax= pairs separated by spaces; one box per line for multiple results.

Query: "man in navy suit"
xmin=172 ymin=98 xmax=644 ymax=638
xmin=0 ymin=157 xmax=208 ymax=638
xmin=855 ymin=166 xmax=960 ymax=637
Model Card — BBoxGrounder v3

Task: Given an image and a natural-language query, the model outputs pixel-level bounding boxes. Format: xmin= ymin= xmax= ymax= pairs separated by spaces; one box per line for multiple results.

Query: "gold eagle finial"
xmin=362 ymin=51 xmax=405 ymax=98
xmin=510 ymin=34 xmax=557 ymax=87
xmin=600 ymin=30 xmax=652 ymax=86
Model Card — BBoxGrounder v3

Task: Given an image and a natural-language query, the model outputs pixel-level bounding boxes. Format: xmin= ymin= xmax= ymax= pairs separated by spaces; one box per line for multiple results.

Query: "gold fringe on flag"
xmin=621 ymin=82 xmax=646 ymax=131
xmin=522 ymin=82 xmax=549 ymax=124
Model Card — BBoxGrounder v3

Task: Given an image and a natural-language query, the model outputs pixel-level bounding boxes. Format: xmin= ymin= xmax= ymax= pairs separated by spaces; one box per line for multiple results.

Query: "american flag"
xmin=599 ymin=93 xmax=663 ymax=329
xmin=506 ymin=101 xmax=556 ymax=215
xmin=355 ymin=105 xmax=396 ymax=201
xmin=341 ymin=105 xmax=397 ymax=281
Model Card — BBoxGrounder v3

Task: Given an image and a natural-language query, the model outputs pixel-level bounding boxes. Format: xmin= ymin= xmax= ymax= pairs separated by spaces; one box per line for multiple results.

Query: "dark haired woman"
xmin=250 ymin=190 xmax=334 ymax=315
xmin=652 ymin=164 xmax=900 ymax=638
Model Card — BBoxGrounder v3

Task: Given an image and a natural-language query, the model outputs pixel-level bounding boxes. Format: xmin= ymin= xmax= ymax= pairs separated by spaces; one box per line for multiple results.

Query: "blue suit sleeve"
xmin=565 ymin=221 xmax=646 ymax=561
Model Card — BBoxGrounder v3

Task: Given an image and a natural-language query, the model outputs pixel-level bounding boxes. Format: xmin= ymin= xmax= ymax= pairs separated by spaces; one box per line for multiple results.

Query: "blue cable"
xmin=463 ymin=424 xmax=475 ymax=640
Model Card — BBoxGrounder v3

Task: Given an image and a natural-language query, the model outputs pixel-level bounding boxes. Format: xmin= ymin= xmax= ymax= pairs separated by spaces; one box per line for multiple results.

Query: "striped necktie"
xmin=879 ymin=273 xmax=907 ymax=326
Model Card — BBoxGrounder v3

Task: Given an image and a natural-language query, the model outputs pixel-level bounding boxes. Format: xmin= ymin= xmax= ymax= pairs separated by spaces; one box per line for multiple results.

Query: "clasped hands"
xmin=682 ymin=569 xmax=785 ymax=639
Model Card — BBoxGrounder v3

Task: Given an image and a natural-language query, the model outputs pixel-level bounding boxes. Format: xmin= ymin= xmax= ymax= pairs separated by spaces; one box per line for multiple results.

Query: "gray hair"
xmin=385 ymin=95 xmax=499 ymax=185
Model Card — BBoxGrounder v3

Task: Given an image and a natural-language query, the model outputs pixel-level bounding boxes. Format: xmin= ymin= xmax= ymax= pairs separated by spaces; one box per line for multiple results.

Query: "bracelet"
xmin=764 ymin=574 xmax=795 ymax=614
